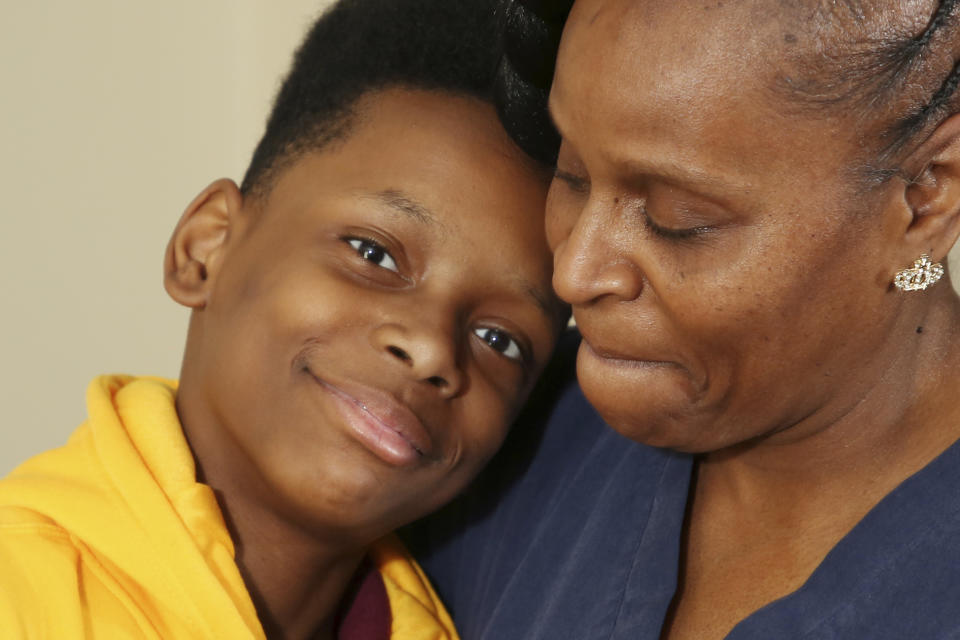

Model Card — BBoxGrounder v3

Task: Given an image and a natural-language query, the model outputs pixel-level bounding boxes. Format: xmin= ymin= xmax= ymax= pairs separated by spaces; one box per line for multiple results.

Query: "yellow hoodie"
xmin=0 ymin=376 xmax=458 ymax=639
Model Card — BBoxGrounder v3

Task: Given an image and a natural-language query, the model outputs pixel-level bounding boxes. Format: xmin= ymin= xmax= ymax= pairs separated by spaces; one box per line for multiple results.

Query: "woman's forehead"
xmin=551 ymin=0 xmax=932 ymax=166
xmin=559 ymin=0 xmax=933 ymax=82
xmin=550 ymin=0 xmax=885 ymax=202
xmin=556 ymin=0 xmax=785 ymax=107
xmin=552 ymin=2 xmax=794 ymax=154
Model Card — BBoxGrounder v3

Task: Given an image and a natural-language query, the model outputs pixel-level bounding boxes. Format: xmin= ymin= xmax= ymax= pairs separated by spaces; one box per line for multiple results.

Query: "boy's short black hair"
xmin=241 ymin=0 xmax=513 ymax=199
xmin=494 ymin=0 xmax=572 ymax=166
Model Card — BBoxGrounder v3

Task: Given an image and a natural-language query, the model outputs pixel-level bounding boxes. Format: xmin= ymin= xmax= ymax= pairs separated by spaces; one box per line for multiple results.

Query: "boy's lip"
xmin=308 ymin=373 xmax=435 ymax=466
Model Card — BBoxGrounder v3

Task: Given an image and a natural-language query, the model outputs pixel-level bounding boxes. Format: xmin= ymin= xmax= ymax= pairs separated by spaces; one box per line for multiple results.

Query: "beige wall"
xmin=1 ymin=1 xmax=335 ymax=475
xmin=3 ymin=3 xmax=960 ymax=476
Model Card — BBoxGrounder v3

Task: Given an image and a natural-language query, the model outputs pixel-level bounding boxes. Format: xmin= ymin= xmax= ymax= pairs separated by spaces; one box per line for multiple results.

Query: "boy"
xmin=0 ymin=0 xmax=566 ymax=638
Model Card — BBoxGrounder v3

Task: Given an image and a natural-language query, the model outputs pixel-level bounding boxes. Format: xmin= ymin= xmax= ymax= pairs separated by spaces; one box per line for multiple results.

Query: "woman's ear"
xmin=901 ymin=112 xmax=960 ymax=263
xmin=163 ymin=179 xmax=243 ymax=309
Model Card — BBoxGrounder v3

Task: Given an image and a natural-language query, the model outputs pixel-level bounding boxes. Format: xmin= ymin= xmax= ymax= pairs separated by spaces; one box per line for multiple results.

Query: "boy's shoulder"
xmin=0 ymin=506 xmax=90 ymax=639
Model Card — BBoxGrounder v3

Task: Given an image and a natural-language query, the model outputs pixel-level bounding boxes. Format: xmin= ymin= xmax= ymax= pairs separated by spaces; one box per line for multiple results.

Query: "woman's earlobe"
xmin=163 ymin=179 xmax=242 ymax=309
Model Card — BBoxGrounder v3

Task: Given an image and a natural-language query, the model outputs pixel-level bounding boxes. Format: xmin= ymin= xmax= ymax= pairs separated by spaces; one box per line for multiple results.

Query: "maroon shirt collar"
xmin=335 ymin=558 xmax=392 ymax=640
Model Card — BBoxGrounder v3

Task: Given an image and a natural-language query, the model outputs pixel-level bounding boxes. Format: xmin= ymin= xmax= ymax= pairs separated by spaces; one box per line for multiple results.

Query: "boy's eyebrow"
xmin=523 ymin=281 xmax=561 ymax=323
xmin=364 ymin=188 xmax=558 ymax=321
xmin=367 ymin=189 xmax=442 ymax=228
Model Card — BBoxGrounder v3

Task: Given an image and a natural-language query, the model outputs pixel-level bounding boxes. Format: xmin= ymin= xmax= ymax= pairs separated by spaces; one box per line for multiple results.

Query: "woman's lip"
xmin=577 ymin=330 xmax=707 ymax=397
xmin=310 ymin=374 xmax=434 ymax=466
xmin=580 ymin=336 xmax=675 ymax=368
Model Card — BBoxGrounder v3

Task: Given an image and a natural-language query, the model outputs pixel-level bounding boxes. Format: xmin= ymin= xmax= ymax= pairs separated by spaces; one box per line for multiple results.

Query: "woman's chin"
xmin=594 ymin=408 xmax=721 ymax=453
xmin=576 ymin=343 xmax=703 ymax=446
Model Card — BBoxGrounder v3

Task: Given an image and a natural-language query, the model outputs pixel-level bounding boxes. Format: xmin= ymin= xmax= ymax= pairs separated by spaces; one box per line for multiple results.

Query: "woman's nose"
xmin=372 ymin=319 xmax=464 ymax=398
xmin=548 ymin=198 xmax=644 ymax=306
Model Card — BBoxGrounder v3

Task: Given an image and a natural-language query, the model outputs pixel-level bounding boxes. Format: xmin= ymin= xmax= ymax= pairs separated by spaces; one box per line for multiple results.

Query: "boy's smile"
xmin=308 ymin=371 xmax=435 ymax=466
xmin=167 ymin=89 xmax=564 ymax=544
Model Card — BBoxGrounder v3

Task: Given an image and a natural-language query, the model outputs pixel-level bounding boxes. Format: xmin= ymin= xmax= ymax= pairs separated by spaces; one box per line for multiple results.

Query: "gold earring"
xmin=893 ymin=254 xmax=944 ymax=292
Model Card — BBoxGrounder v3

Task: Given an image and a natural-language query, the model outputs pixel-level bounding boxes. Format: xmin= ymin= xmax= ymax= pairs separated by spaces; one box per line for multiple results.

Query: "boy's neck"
xmin=176 ymin=394 xmax=369 ymax=640
xmin=212 ymin=480 xmax=367 ymax=640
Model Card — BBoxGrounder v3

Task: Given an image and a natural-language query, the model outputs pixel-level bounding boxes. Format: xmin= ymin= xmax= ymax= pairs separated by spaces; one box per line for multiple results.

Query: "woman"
xmin=410 ymin=1 xmax=960 ymax=638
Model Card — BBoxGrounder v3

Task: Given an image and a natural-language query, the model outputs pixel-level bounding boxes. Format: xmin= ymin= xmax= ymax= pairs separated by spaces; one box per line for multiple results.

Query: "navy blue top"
xmin=405 ymin=332 xmax=960 ymax=639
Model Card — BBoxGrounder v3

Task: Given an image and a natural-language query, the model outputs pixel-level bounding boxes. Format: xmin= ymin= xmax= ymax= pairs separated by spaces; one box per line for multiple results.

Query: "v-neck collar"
xmin=726 ymin=434 xmax=960 ymax=638
xmin=623 ymin=435 xmax=960 ymax=639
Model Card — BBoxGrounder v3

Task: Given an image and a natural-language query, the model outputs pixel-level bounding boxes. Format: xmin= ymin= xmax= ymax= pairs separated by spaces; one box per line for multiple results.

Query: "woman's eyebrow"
xmin=549 ymin=92 xmax=749 ymax=200
xmin=620 ymin=157 xmax=745 ymax=193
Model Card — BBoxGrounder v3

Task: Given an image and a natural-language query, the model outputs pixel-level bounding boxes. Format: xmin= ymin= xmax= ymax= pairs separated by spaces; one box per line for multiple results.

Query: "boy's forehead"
xmin=246 ymin=88 xmax=560 ymax=321
xmin=260 ymin=89 xmax=545 ymax=223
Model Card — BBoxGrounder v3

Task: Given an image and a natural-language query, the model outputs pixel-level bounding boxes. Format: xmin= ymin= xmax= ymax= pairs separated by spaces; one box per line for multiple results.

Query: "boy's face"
xmin=171 ymin=89 xmax=563 ymax=542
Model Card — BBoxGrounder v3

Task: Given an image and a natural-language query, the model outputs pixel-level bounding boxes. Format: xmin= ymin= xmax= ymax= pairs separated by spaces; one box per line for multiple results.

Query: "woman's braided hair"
xmin=773 ymin=0 xmax=960 ymax=181
xmin=494 ymin=0 xmax=573 ymax=165
xmin=880 ymin=0 xmax=960 ymax=159
xmin=496 ymin=0 xmax=960 ymax=182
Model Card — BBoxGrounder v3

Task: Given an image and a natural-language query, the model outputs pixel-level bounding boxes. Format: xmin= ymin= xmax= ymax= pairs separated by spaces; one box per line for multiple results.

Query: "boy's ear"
xmin=900 ymin=112 xmax=960 ymax=264
xmin=164 ymin=179 xmax=243 ymax=309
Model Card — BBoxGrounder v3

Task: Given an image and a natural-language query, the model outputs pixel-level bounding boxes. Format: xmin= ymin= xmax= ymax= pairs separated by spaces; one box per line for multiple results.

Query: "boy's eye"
xmin=473 ymin=327 xmax=523 ymax=362
xmin=347 ymin=238 xmax=399 ymax=273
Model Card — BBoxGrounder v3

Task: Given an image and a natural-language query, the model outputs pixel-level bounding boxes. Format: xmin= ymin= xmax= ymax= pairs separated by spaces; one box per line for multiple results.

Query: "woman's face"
xmin=546 ymin=0 xmax=913 ymax=452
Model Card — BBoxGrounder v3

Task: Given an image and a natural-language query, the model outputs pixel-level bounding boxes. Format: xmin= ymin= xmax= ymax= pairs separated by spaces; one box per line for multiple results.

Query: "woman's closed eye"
xmin=347 ymin=237 xmax=399 ymax=273
xmin=553 ymin=168 xmax=590 ymax=194
xmin=641 ymin=205 xmax=713 ymax=241
xmin=473 ymin=327 xmax=524 ymax=362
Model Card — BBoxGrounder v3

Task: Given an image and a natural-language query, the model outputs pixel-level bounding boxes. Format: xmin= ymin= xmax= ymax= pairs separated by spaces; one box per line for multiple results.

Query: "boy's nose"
xmin=373 ymin=322 xmax=464 ymax=398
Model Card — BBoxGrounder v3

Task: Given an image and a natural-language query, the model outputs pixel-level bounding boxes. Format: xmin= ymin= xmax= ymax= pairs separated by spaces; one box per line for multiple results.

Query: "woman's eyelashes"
xmin=553 ymin=168 xmax=713 ymax=241
xmin=640 ymin=206 xmax=713 ymax=241
xmin=347 ymin=237 xmax=399 ymax=273
xmin=553 ymin=168 xmax=590 ymax=194
xmin=473 ymin=327 xmax=524 ymax=363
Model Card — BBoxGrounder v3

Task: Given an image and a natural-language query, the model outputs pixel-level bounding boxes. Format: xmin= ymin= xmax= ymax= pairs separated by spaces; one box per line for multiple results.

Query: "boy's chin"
xmin=258 ymin=451 xmax=455 ymax=544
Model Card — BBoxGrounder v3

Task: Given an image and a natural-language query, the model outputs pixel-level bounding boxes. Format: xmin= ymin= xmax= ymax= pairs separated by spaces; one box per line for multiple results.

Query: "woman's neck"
xmin=701 ymin=290 xmax=960 ymax=526
xmin=665 ymin=295 xmax=960 ymax=640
